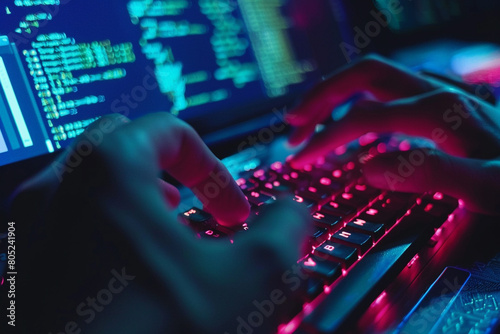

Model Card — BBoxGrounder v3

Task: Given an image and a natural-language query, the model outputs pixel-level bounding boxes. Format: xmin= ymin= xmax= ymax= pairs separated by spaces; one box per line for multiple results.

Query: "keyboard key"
xmin=334 ymin=191 xmax=369 ymax=209
xmin=198 ymin=228 xmax=228 ymax=239
xmin=301 ymin=256 xmax=342 ymax=283
xmin=260 ymin=179 xmax=296 ymax=196
xmin=307 ymin=227 xmax=329 ymax=250
xmin=236 ymin=178 xmax=258 ymax=191
xmin=347 ymin=182 xmax=381 ymax=199
xmin=297 ymin=187 xmax=331 ymax=202
xmin=372 ymin=192 xmax=415 ymax=213
xmin=179 ymin=207 xmax=214 ymax=229
xmin=321 ymin=200 xmax=356 ymax=217
xmin=357 ymin=207 xmax=398 ymax=225
xmin=314 ymin=241 xmax=357 ymax=268
xmin=331 ymin=229 xmax=372 ymax=255
xmin=244 ymin=191 xmax=275 ymax=208
xmin=423 ymin=191 xmax=458 ymax=207
xmin=312 ymin=211 xmax=342 ymax=233
xmin=310 ymin=177 xmax=343 ymax=196
xmin=292 ymin=194 xmax=317 ymax=210
xmin=345 ymin=218 xmax=385 ymax=241
xmin=304 ymin=277 xmax=325 ymax=300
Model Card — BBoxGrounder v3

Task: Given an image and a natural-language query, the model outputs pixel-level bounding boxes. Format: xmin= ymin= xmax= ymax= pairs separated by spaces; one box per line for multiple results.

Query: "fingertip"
xmin=208 ymin=188 xmax=251 ymax=227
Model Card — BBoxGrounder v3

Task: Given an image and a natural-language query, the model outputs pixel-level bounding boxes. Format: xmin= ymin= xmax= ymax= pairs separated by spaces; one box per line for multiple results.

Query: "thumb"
xmin=362 ymin=148 xmax=500 ymax=215
xmin=242 ymin=199 xmax=311 ymax=266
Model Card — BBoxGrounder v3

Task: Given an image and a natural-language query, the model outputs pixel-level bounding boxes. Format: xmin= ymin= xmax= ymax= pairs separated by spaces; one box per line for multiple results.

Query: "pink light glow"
xmin=271 ymin=161 xmax=283 ymax=170
xmin=320 ymin=177 xmax=331 ymax=186
xmin=342 ymin=193 xmax=353 ymax=200
xmin=359 ymin=132 xmax=378 ymax=146
xmin=458 ymin=199 xmax=465 ymax=208
xmin=374 ymin=291 xmax=387 ymax=305
xmin=355 ymin=184 xmax=367 ymax=191
xmin=324 ymin=285 xmax=331 ymax=293
xmin=313 ymin=212 xmax=324 ymax=219
xmin=424 ymin=204 xmax=434 ymax=212
xmin=304 ymin=164 xmax=313 ymax=172
xmin=265 ymin=183 xmax=273 ymax=189
xmin=236 ymin=178 xmax=246 ymax=186
xmin=315 ymin=156 xmax=326 ymax=166
xmin=294 ymin=195 xmax=304 ymax=203
xmin=366 ymin=208 xmax=378 ymax=216
xmin=377 ymin=143 xmax=387 ymax=154
xmin=303 ymin=303 xmax=314 ymax=315
xmin=308 ymin=186 xmax=317 ymax=193
xmin=399 ymin=140 xmax=411 ymax=151
xmin=433 ymin=192 xmax=443 ymax=200
xmin=304 ymin=258 xmax=317 ymax=267
xmin=345 ymin=161 xmax=356 ymax=170
xmin=184 ymin=209 xmax=197 ymax=217
xmin=354 ymin=219 xmax=367 ymax=226
xmin=407 ymin=254 xmax=419 ymax=268
xmin=335 ymin=145 xmax=347 ymax=155
xmin=332 ymin=169 xmax=342 ymax=178
xmin=278 ymin=319 xmax=300 ymax=334
xmin=329 ymin=201 xmax=339 ymax=208
xmin=291 ymin=172 xmax=299 ymax=179
xmin=253 ymin=169 xmax=265 ymax=178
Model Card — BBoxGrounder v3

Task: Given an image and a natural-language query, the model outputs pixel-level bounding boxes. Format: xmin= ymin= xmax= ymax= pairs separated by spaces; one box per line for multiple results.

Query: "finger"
xmin=289 ymin=89 xmax=500 ymax=169
xmin=363 ymin=149 xmax=500 ymax=215
xmin=240 ymin=199 xmax=311 ymax=265
xmin=420 ymin=70 xmax=497 ymax=105
xmin=158 ymin=179 xmax=181 ymax=208
xmin=103 ymin=112 xmax=250 ymax=226
xmin=286 ymin=55 xmax=437 ymax=145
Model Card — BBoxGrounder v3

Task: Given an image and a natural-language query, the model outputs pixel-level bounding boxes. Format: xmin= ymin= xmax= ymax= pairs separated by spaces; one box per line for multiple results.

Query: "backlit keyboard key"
xmin=345 ymin=218 xmax=385 ymax=241
xmin=357 ymin=207 xmax=398 ymax=225
xmin=198 ymin=228 xmax=228 ymax=239
xmin=308 ymin=227 xmax=329 ymax=249
xmin=179 ymin=207 xmax=214 ymax=229
xmin=297 ymin=187 xmax=331 ymax=202
xmin=301 ymin=256 xmax=342 ymax=283
xmin=321 ymin=200 xmax=356 ymax=217
xmin=331 ymin=229 xmax=372 ymax=255
xmin=334 ymin=191 xmax=369 ymax=209
xmin=347 ymin=182 xmax=381 ymax=198
xmin=314 ymin=241 xmax=357 ymax=268
xmin=292 ymin=194 xmax=317 ymax=209
xmin=312 ymin=211 xmax=342 ymax=233
xmin=304 ymin=277 xmax=325 ymax=300
xmin=244 ymin=191 xmax=275 ymax=208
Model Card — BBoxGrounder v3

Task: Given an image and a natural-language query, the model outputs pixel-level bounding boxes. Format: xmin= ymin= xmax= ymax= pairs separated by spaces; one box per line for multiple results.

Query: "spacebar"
xmin=299 ymin=214 xmax=436 ymax=334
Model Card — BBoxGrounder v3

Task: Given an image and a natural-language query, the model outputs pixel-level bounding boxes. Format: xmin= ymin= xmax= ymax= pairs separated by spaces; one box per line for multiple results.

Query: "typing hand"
xmin=287 ymin=55 xmax=500 ymax=215
xmin=12 ymin=113 xmax=309 ymax=333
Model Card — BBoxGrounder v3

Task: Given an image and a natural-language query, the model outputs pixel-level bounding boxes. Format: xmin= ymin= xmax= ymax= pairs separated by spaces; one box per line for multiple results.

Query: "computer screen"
xmin=0 ymin=0 xmax=332 ymax=167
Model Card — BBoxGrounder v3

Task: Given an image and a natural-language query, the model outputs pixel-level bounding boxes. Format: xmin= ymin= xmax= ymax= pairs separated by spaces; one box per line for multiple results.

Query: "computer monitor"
xmin=0 ymin=0 xmax=344 ymax=168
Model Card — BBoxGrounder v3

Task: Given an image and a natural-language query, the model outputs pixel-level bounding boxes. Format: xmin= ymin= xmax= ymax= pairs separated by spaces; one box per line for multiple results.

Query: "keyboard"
xmin=178 ymin=145 xmax=459 ymax=333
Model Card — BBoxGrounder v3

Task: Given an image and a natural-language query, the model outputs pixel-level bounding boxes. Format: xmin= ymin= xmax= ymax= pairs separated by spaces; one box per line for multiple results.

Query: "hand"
xmin=287 ymin=55 xmax=500 ymax=215
xmin=12 ymin=113 xmax=310 ymax=333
